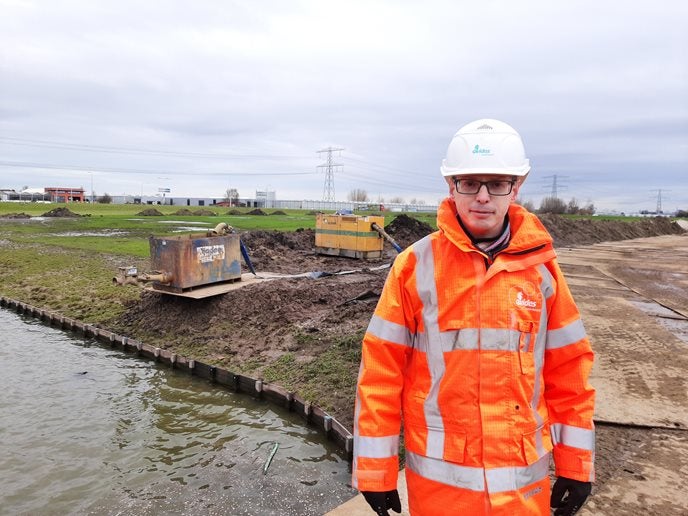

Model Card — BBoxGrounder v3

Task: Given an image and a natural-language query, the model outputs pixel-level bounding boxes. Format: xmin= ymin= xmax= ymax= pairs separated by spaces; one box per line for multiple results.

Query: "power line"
xmin=339 ymin=168 xmax=443 ymax=194
xmin=0 ymin=160 xmax=317 ymax=177
xmin=541 ymin=174 xmax=569 ymax=198
xmin=343 ymin=156 xmax=420 ymax=177
xmin=317 ymin=147 xmax=344 ymax=202
xmin=0 ymin=136 xmax=312 ymax=160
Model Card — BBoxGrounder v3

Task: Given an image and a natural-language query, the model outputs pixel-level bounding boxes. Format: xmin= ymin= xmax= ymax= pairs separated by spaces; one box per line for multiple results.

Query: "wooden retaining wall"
xmin=0 ymin=296 xmax=354 ymax=459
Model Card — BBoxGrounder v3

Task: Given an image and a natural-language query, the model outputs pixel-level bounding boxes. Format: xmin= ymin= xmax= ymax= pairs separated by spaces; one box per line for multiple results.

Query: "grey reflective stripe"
xmin=413 ymin=237 xmax=445 ymax=458
xmin=407 ymin=451 xmax=550 ymax=493
xmin=406 ymin=451 xmax=484 ymax=491
xmin=480 ymin=328 xmax=520 ymax=351
xmin=448 ymin=328 xmax=479 ymax=350
xmin=485 ymin=454 xmax=550 ymax=493
xmin=530 ymin=265 xmax=552 ymax=457
xmin=539 ymin=263 xmax=556 ymax=300
xmin=367 ymin=314 xmax=413 ymax=348
xmin=352 ymin=360 xmax=364 ymax=489
xmin=545 ymin=319 xmax=587 ymax=350
xmin=415 ymin=328 xmax=479 ymax=353
xmin=354 ymin=434 xmax=399 ymax=459
xmin=550 ymin=423 xmax=595 ymax=451
xmin=410 ymin=328 xmax=537 ymax=353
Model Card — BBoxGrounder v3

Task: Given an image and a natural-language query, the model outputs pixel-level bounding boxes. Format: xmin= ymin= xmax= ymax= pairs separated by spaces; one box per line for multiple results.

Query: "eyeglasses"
xmin=452 ymin=178 xmax=516 ymax=196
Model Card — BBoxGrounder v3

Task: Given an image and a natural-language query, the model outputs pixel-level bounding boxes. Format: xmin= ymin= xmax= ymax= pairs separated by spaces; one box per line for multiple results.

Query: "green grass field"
xmin=0 ymin=202 xmax=437 ymax=255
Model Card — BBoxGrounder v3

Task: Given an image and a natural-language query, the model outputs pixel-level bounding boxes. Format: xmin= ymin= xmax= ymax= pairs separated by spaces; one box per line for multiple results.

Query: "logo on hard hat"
xmin=472 ymin=144 xmax=492 ymax=155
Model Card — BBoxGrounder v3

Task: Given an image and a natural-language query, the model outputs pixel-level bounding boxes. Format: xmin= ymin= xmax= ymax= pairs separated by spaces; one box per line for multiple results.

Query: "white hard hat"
xmin=440 ymin=119 xmax=530 ymax=177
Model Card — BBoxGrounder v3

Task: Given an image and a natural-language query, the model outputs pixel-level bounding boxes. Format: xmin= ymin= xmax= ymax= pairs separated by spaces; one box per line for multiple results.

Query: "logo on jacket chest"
xmin=509 ymin=282 xmax=542 ymax=312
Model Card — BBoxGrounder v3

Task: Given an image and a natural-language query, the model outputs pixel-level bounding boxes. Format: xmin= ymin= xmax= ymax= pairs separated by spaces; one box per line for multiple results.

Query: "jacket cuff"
xmin=353 ymin=456 xmax=399 ymax=491
xmin=553 ymin=444 xmax=595 ymax=482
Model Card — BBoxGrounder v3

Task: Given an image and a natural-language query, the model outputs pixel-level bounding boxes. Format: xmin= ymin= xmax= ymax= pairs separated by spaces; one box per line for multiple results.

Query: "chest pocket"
xmin=516 ymin=320 xmax=536 ymax=375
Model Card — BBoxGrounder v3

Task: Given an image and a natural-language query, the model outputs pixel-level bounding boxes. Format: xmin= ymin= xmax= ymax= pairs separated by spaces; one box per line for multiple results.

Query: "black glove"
xmin=550 ymin=476 xmax=592 ymax=515
xmin=362 ymin=489 xmax=402 ymax=516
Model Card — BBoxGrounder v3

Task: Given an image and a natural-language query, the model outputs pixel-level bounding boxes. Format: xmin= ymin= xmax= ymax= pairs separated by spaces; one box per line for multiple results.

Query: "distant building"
xmin=255 ymin=189 xmax=276 ymax=208
xmin=0 ymin=188 xmax=51 ymax=202
xmin=44 ymin=187 xmax=85 ymax=203
xmin=1 ymin=185 xmax=439 ymax=212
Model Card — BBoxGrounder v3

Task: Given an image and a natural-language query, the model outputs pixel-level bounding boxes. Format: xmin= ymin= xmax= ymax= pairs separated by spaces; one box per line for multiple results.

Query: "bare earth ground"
xmin=557 ymin=235 xmax=688 ymax=515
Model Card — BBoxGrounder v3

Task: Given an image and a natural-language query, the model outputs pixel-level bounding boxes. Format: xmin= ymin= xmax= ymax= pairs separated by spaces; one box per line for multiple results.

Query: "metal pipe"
xmin=139 ymin=271 xmax=174 ymax=284
xmin=113 ymin=266 xmax=173 ymax=286
xmin=371 ymin=222 xmax=403 ymax=253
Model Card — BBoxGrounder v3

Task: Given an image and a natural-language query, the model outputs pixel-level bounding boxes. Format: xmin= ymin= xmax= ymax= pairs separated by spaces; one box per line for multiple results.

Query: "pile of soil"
xmin=193 ymin=209 xmax=216 ymax=216
xmin=226 ymin=209 xmax=243 ymax=215
xmin=173 ymin=208 xmax=194 ymax=216
xmin=246 ymin=209 xmax=267 ymax=215
xmin=1 ymin=212 xmax=31 ymax=219
xmin=384 ymin=214 xmax=434 ymax=249
xmin=136 ymin=208 xmax=163 ymax=216
xmin=239 ymin=228 xmax=319 ymax=273
xmin=42 ymin=207 xmax=81 ymax=217
xmin=539 ymin=214 xmax=685 ymax=247
xmin=270 ymin=210 xmax=287 ymax=216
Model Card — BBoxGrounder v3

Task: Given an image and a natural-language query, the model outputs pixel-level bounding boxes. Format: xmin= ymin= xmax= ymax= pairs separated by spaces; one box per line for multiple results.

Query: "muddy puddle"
xmin=51 ymin=230 xmax=129 ymax=237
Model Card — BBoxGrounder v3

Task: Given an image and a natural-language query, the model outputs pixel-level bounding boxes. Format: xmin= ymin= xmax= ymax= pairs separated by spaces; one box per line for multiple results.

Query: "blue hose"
xmin=240 ymin=239 xmax=257 ymax=275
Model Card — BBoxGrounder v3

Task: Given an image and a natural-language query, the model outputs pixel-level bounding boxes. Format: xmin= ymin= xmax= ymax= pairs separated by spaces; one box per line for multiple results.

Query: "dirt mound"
xmin=136 ymin=208 xmax=163 ymax=216
xmin=114 ymin=269 xmax=385 ymax=373
xmin=381 ymin=213 xmax=685 ymax=249
xmin=193 ymin=209 xmax=216 ymax=216
xmin=173 ymin=208 xmax=194 ymax=216
xmin=247 ymin=209 xmax=267 ymax=216
xmin=241 ymin=228 xmax=314 ymax=251
xmin=2 ymin=212 xmax=32 ymax=219
xmin=226 ymin=209 xmax=243 ymax=215
xmin=42 ymin=207 xmax=81 ymax=217
xmin=384 ymin=214 xmax=434 ymax=249
xmin=539 ymin=215 xmax=685 ymax=247
xmin=270 ymin=210 xmax=287 ymax=216
xmin=239 ymin=229 xmax=320 ymax=272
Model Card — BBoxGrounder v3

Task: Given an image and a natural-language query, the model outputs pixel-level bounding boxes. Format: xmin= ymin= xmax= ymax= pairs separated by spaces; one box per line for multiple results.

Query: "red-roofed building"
xmin=44 ymin=187 xmax=85 ymax=203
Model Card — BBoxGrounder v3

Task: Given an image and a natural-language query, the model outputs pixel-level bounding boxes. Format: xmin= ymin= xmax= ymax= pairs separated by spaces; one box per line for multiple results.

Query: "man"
xmin=352 ymin=119 xmax=595 ymax=515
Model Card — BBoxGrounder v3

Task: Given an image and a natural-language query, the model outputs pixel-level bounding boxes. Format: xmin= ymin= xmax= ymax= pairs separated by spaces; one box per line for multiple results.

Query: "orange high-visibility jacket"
xmin=353 ymin=199 xmax=595 ymax=514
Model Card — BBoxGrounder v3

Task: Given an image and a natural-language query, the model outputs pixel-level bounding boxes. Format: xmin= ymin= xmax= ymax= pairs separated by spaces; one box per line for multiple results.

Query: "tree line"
xmin=520 ymin=196 xmax=596 ymax=215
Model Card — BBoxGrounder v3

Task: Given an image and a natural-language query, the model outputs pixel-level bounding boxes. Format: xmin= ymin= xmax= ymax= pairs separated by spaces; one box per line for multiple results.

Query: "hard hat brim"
xmin=440 ymin=162 xmax=531 ymax=177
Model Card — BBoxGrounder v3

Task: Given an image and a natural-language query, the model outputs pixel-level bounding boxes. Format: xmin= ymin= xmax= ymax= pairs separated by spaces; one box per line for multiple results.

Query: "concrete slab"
xmin=326 ymin=471 xmax=410 ymax=516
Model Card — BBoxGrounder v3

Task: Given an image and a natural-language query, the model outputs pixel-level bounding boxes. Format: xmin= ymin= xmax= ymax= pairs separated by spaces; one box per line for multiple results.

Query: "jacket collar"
xmin=436 ymin=197 xmax=554 ymax=256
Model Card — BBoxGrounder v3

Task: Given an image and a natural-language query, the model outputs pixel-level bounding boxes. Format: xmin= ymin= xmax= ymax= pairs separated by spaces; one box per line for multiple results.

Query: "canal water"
xmin=0 ymin=309 xmax=356 ymax=515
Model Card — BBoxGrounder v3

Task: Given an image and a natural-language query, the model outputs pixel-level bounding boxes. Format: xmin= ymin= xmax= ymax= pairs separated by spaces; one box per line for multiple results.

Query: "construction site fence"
xmin=0 ymin=296 xmax=354 ymax=460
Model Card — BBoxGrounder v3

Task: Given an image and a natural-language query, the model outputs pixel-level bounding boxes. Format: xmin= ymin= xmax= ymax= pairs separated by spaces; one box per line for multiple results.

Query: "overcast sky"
xmin=1 ymin=0 xmax=687 ymax=213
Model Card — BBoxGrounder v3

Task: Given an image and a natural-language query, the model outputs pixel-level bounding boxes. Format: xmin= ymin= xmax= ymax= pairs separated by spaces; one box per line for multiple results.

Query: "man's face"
xmin=446 ymin=174 xmax=521 ymax=239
